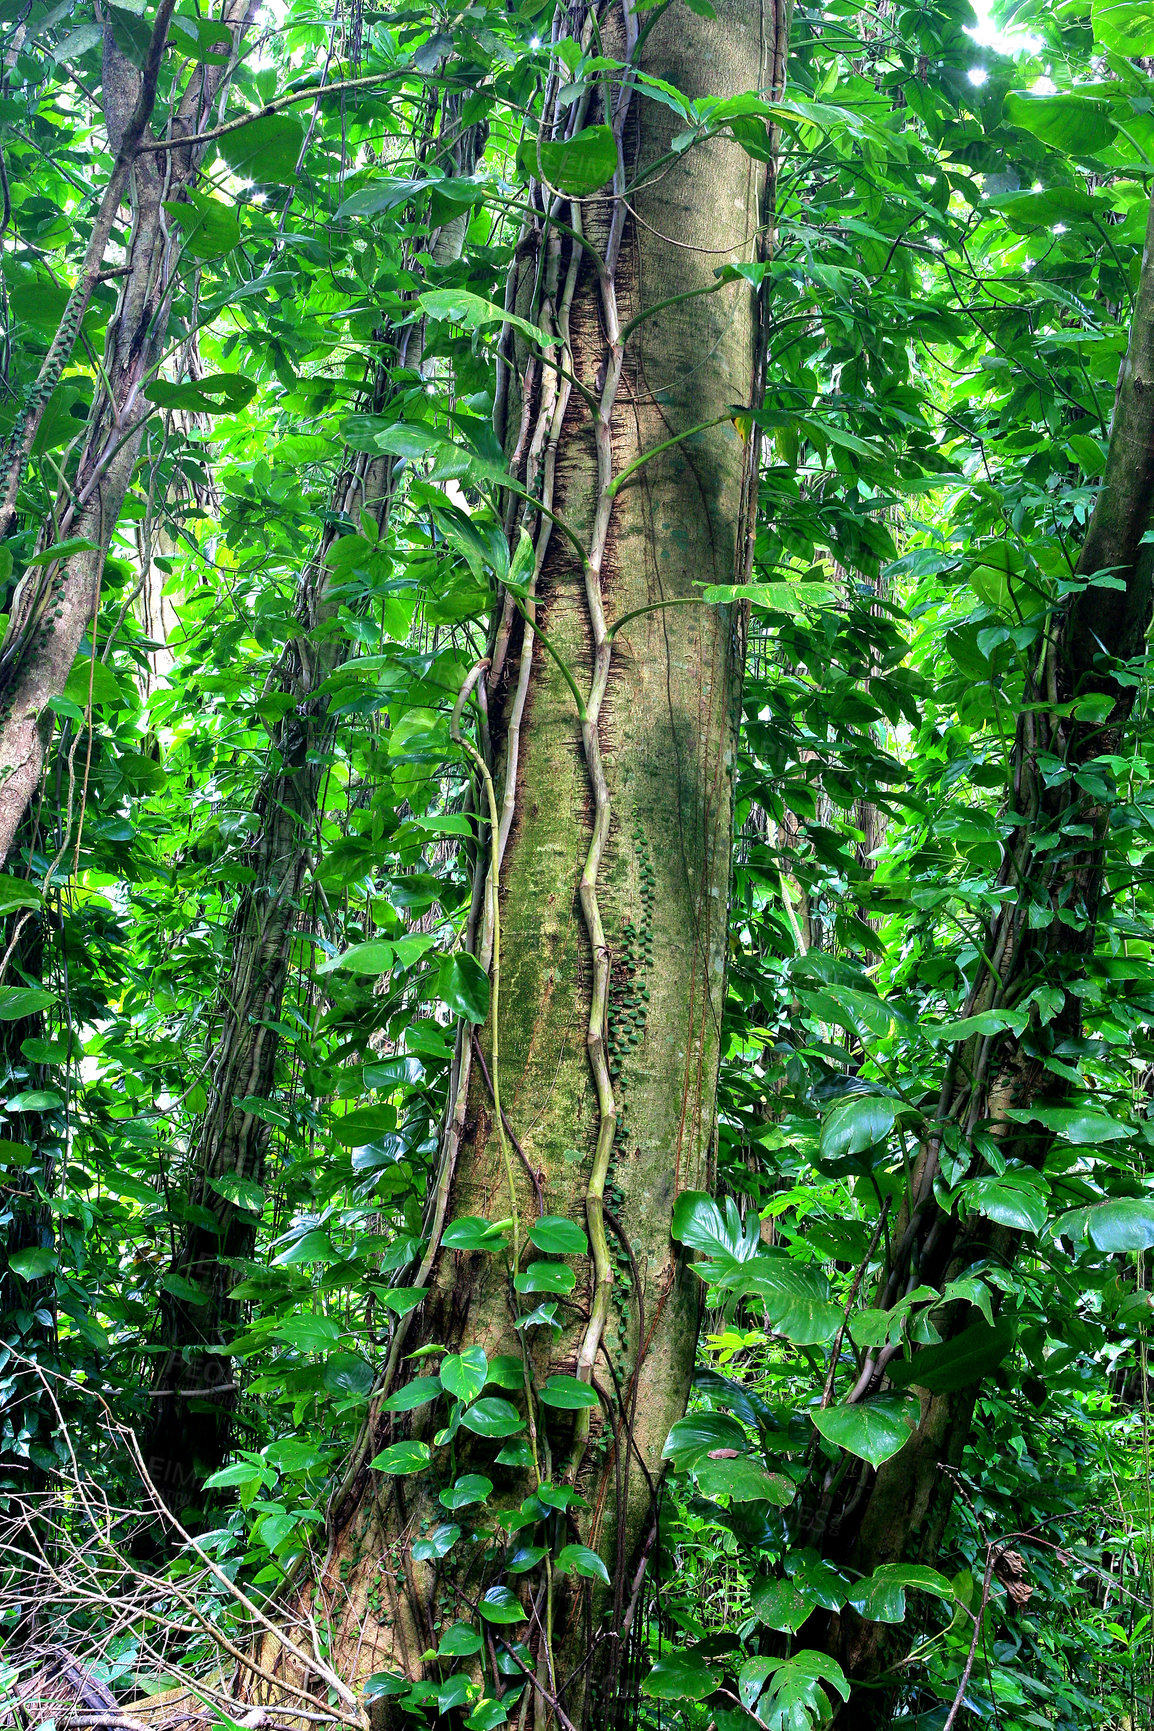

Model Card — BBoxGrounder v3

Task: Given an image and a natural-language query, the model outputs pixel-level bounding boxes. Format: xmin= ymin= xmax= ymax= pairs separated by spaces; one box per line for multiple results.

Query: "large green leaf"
xmin=740 ymin=1259 xmax=844 ymax=1345
xmin=810 ymin=1395 xmax=917 ymax=1467
xmin=1002 ymin=91 xmax=1113 ymax=156
xmin=663 ymin=1411 xmax=748 ymax=1468
xmin=693 ymin=1456 xmax=794 ymax=1504
xmin=1093 ymin=0 xmax=1154 ymax=55
xmin=641 ymin=1652 xmax=719 ymax=1701
xmin=521 ymin=124 xmax=618 ymax=197
xmin=1087 ymin=1197 xmax=1154 ymax=1253
xmin=529 ymin=1214 xmax=588 ymax=1255
xmin=817 ymin=1094 xmax=896 ymax=1171
xmin=889 ymin=1318 xmax=1016 ymax=1394
xmin=440 ymin=1347 xmax=488 ymax=1403
xmin=961 ymin=1172 xmax=1049 ymax=1234
xmin=437 ymin=952 xmax=490 ymax=1023
xmin=847 ymin=1563 xmax=953 ymax=1624
xmin=219 ymin=113 xmax=304 ymax=183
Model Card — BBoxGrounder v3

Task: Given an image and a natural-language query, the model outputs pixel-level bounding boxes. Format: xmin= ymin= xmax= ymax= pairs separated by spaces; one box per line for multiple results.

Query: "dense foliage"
xmin=3 ymin=0 xmax=1154 ymax=1726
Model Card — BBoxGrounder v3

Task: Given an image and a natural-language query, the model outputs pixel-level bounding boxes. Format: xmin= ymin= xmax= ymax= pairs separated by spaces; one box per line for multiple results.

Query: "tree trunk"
xmin=138 ymin=444 xmax=393 ymax=1517
xmin=0 ymin=0 xmax=256 ymax=865
xmin=796 ymin=185 xmax=1154 ymax=1723
xmin=255 ymin=3 xmax=789 ymax=1725
xmin=140 ymin=113 xmax=486 ymax=1515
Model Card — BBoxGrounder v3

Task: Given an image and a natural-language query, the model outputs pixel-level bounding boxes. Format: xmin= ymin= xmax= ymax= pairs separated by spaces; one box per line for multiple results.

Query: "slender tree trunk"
xmin=138 ymin=444 xmax=393 ymax=1516
xmin=796 ymin=187 xmax=1154 ymax=1723
xmin=140 ymin=115 xmax=486 ymax=1515
xmin=255 ymin=4 xmax=790 ymax=1725
xmin=0 ymin=0 xmax=256 ymax=865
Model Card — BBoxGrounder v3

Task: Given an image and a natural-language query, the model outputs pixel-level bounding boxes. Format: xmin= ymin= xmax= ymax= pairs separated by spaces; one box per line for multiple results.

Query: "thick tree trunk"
xmin=0 ymin=1 xmax=256 ymax=865
xmin=253 ymin=4 xmax=788 ymax=1725
xmin=797 ymin=187 xmax=1154 ymax=1723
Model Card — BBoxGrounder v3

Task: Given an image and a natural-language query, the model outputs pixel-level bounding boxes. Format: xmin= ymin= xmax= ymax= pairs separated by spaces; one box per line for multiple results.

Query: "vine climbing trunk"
xmin=251 ymin=3 xmax=790 ymax=1726
xmin=795 ymin=185 xmax=1154 ymax=1725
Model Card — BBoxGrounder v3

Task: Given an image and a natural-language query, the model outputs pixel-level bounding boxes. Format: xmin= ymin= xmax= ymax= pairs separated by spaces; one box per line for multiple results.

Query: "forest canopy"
xmin=2 ymin=0 xmax=1154 ymax=1728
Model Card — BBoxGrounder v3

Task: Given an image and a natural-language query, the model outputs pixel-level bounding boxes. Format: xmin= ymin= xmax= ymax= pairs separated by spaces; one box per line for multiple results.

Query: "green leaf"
xmin=740 ymin=1260 xmax=844 ymax=1346
xmin=1092 ymin=0 xmax=1154 ymax=55
xmin=437 ymin=953 xmax=490 ymax=1023
xmin=5 ymin=1090 xmax=62 ymax=1112
xmin=641 ymin=1652 xmax=719 ymax=1701
xmin=663 ymin=1411 xmax=748 ymax=1468
xmin=1087 ymin=1197 xmax=1154 ymax=1253
xmin=321 ymin=940 xmax=395 ymax=975
xmin=513 ymin=1261 xmax=576 ymax=1294
xmin=538 ymin=1375 xmax=599 ymax=1410
xmin=272 ymin=1314 xmax=341 ymax=1353
xmin=163 ymin=190 xmax=241 ymax=259
xmin=962 ymin=1172 xmax=1049 ymax=1234
xmin=381 ymin=1375 xmax=442 ymax=1413
xmin=438 ymin=1623 xmax=484 ymax=1658
xmin=439 ymin=1473 xmax=493 ymax=1510
xmin=160 ymin=1271 xmax=210 ymax=1305
xmin=693 ymin=1456 xmax=795 ymax=1505
xmin=323 ymin=1354 xmax=374 ymax=1398
xmin=554 ymin=1543 xmax=610 ymax=1584
xmin=1002 ymin=91 xmax=1114 ymax=156
xmin=810 ymin=1395 xmax=918 ymax=1468
xmin=751 ymin=1577 xmax=812 ymax=1633
xmin=0 ymin=876 xmax=43 ymax=914
xmin=752 ymin=1653 xmax=850 ymax=1723
xmin=7 ymin=1246 xmax=56 ymax=1281
xmin=273 ymin=1229 xmax=336 ymax=1265
xmin=145 ymin=373 xmax=257 ymax=414
xmin=477 ymin=1586 xmax=526 ymax=1625
xmin=440 ymin=1347 xmax=488 ymax=1403
xmin=529 ymin=1214 xmax=588 ymax=1255
xmin=208 ymin=1173 xmax=266 ymax=1214
xmin=1005 ymin=1105 xmax=1130 ymax=1144
xmin=419 ymin=289 xmax=556 ymax=351
xmin=460 ymin=1397 xmax=525 ymax=1438
xmin=219 ymin=113 xmax=304 ymax=183
xmin=442 ymin=1216 xmax=510 ymax=1252
xmin=412 ymin=1521 xmax=460 ymax=1562
xmin=521 ymin=124 xmax=618 ymax=197
xmin=888 ymin=1319 xmax=1016 ymax=1394
xmin=847 ymin=1563 xmax=953 ymax=1624
xmin=671 ymin=1190 xmax=760 ymax=1269
xmin=370 ymin=1440 xmax=431 ymax=1475
xmin=330 ymin=1105 xmax=398 ymax=1147
xmin=818 ymin=1094 xmax=896 ymax=1171
xmin=0 ymin=986 xmax=55 ymax=1021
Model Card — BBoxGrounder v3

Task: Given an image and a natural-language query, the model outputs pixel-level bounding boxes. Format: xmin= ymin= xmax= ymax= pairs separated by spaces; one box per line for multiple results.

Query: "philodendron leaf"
xmin=888 ymin=1318 xmax=1016 ymax=1395
xmin=1092 ymin=0 xmax=1154 ymax=55
xmin=519 ymin=124 xmax=618 ymax=197
xmin=663 ymin=1411 xmax=747 ymax=1468
xmin=641 ymin=1652 xmax=719 ymax=1701
xmin=739 ymin=1259 xmax=844 ymax=1346
xmin=847 ymin=1563 xmax=953 ymax=1624
xmin=817 ymin=1093 xmax=896 ymax=1172
xmin=693 ymin=1456 xmax=795 ymax=1505
xmin=440 ymin=1346 xmax=487 ymax=1403
xmin=529 ymin=1214 xmax=588 ymax=1255
xmin=810 ymin=1395 xmax=918 ymax=1468
xmin=437 ymin=952 xmax=490 ymax=1023
xmin=1002 ymin=90 xmax=1113 ymax=155
xmin=961 ymin=1172 xmax=1049 ymax=1234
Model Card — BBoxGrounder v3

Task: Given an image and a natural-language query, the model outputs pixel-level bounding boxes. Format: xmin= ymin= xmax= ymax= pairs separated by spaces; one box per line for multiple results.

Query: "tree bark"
xmin=795 ymin=186 xmax=1154 ymax=1724
xmin=254 ymin=3 xmax=789 ymax=1725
